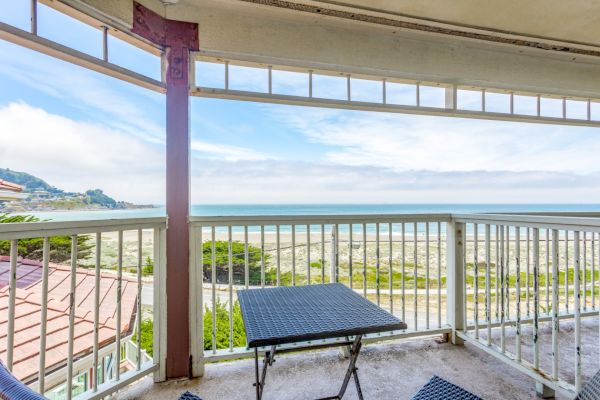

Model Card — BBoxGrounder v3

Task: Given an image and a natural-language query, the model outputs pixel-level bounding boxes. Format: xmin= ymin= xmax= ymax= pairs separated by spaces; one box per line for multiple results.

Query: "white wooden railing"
xmin=453 ymin=213 xmax=600 ymax=397
xmin=2 ymin=212 xmax=600 ymax=399
xmin=191 ymin=212 xmax=600 ymax=398
xmin=0 ymin=217 xmax=166 ymax=400
xmin=189 ymin=213 xmax=455 ymax=367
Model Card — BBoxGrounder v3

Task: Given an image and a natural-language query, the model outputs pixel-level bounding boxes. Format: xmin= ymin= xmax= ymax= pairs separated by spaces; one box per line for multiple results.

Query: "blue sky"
xmin=2 ymin=2 xmax=600 ymax=205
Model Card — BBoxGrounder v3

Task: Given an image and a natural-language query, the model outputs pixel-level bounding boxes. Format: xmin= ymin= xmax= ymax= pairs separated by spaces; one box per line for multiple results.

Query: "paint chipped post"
xmin=446 ymin=221 xmax=465 ymax=345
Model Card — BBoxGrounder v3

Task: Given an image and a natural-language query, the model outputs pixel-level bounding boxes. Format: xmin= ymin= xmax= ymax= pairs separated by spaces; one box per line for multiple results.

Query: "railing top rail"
xmin=189 ymin=213 xmax=454 ymax=226
xmin=0 ymin=217 xmax=166 ymax=240
xmin=453 ymin=213 xmax=600 ymax=231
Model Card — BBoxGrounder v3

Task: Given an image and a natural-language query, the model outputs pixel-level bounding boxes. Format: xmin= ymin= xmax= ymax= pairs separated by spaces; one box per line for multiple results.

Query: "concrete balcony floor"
xmin=120 ymin=318 xmax=600 ymax=400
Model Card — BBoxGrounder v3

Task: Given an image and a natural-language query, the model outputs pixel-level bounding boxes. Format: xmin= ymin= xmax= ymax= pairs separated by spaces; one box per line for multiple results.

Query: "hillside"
xmin=0 ymin=168 xmax=64 ymax=194
xmin=0 ymin=168 xmax=152 ymax=212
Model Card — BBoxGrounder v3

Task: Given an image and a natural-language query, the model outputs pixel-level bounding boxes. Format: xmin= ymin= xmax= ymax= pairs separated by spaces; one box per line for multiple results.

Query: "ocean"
xmin=24 ymin=203 xmax=600 ymax=222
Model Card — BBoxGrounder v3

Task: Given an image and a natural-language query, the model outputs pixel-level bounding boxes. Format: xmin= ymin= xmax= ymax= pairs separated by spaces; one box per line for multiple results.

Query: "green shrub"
xmin=203 ymin=299 xmax=246 ymax=350
xmin=0 ymin=213 xmax=92 ymax=263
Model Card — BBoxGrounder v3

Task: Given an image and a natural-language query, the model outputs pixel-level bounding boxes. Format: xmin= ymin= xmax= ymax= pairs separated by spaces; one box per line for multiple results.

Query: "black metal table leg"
xmin=254 ymin=348 xmax=260 ymax=400
xmin=252 ymin=336 xmax=364 ymax=400
xmin=254 ymin=346 xmax=276 ymax=400
xmin=317 ymin=334 xmax=364 ymax=400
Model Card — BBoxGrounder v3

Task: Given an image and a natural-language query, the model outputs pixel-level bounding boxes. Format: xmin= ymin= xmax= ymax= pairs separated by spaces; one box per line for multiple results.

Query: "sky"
xmin=2 ymin=2 xmax=600 ymax=205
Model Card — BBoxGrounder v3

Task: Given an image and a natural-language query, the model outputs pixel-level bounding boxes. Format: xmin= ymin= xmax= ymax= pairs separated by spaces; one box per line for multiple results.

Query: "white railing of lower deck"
xmin=453 ymin=213 xmax=600 ymax=397
xmin=189 ymin=214 xmax=455 ymax=364
xmin=0 ymin=217 xmax=166 ymax=400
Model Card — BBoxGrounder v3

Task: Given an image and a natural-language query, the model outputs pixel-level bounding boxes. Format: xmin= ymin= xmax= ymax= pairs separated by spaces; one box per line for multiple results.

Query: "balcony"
xmin=2 ymin=212 xmax=600 ymax=399
xmin=2 ymin=1 xmax=600 ymax=399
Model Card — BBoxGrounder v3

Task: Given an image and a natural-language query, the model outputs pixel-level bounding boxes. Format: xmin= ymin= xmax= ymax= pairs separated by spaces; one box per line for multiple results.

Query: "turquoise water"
xmin=23 ymin=203 xmax=600 ymax=221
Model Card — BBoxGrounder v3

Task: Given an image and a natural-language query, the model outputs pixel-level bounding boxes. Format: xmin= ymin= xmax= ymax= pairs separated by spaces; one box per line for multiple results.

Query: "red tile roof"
xmin=0 ymin=257 xmax=139 ymax=383
xmin=0 ymin=180 xmax=23 ymax=193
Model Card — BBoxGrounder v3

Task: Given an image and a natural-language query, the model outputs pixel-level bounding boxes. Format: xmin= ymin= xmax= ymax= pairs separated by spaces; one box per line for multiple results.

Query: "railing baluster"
xmin=329 ymin=225 xmax=338 ymax=283
xmin=376 ymin=223 xmax=381 ymax=306
xmin=574 ymin=230 xmax=582 ymax=391
xmin=261 ymin=226 xmax=265 ymax=287
xmin=115 ymin=231 xmax=123 ymax=381
xmin=583 ymin=232 xmax=587 ymax=310
xmin=500 ymin=225 xmax=505 ymax=352
xmin=551 ymin=229 xmax=559 ymax=380
xmin=363 ymin=223 xmax=367 ymax=298
xmin=228 ymin=226 xmax=233 ymax=351
xmin=526 ymin=227 xmax=530 ymax=317
xmin=321 ymin=224 xmax=325 ymax=284
xmin=414 ymin=222 xmax=418 ymax=330
xmin=533 ymin=228 xmax=540 ymax=371
xmin=485 ymin=225 xmax=492 ymax=346
xmin=515 ymin=227 xmax=521 ymax=362
xmin=425 ymin=222 xmax=430 ymax=329
xmin=291 ymin=225 xmax=296 ymax=286
xmin=38 ymin=237 xmax=50 ymax=392
xmin=592 ymin=232 xmax=596 ymax=309
xmin=137 ymin=229 xmax=143 ymax=370
xmin=546 ymin=229 xmax=552 ymax=313
xmin=401 ymin=222 xmax=406 ymax=322
xmin=66 ymin=235 xmax=77 ymax=400
xmin=244 ymin=226 xmax=249 ymax=289
xmin=495 ymin=225 xmax=500 ymax=320
xmin=307 ymin=224 xmax=311 ymax=285
xmin=565 ymin=230 xmax=570 ymax=313
xmin=6 ymin=240 xmax=17 ymax=371
xmin=349 ymin=224 xmax=353 ymax=290
xmin=505 ymin=226 xmax=510 ymax=320
xmin=211 ymin=227 xmax=217 ymax=354
xmin=389 ymin=222 xmax=394 ymax=314
xmin=437 ymin=221 xmax=442 ymax=328
xmin=463 ymin=226 xmax=467 ymax=330
xmin=276 ymin=225 xmax=280 ymax=286
xmin=474 ymin=223 xmax=479 ymax=339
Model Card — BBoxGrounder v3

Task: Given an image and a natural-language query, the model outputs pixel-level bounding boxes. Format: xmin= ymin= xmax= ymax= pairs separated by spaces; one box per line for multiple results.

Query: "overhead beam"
xmin=191 ymin=87 xmax=600 ymax=128
xmin=0 ymin=21 xmax=165 ymax=93
xmin=172 ymin=1 xmax=600 ymax=100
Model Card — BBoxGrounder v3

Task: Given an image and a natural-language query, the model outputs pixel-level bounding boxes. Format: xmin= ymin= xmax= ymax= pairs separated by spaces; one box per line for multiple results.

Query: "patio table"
xmin=238 ymin=283 xmax=407 ymax=399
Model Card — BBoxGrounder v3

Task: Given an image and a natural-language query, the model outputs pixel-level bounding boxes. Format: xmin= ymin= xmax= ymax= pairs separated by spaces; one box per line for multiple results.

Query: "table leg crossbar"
xmin=253 ymin=335 xmax=364 ymax=400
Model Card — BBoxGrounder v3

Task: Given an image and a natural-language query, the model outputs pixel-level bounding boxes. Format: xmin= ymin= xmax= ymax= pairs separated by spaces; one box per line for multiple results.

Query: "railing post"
xmin=153 ymin=227 xmax=168 ymax=382
xmin=189 ymin=224 xmax=204 ymax=377
xmin=446 ymin=220 xmax=465 ymax=345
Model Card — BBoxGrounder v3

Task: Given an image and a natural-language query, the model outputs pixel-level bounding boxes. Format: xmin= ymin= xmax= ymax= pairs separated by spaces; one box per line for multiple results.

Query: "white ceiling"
xmin=303 ymin=0 xmax=600 ymax=47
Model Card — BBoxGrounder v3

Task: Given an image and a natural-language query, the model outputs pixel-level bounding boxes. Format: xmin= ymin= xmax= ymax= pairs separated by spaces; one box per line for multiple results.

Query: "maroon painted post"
xmin=132 ymin=2 xmax=199 ymax=379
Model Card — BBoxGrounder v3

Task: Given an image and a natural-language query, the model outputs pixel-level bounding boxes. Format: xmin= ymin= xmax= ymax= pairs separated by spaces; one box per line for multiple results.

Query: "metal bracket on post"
xmin=446 ymin=220 xmax=465 ymax=345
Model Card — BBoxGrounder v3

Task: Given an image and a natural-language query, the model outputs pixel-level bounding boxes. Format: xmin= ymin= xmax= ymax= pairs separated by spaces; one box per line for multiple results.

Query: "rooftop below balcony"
xmin=120 ymin=317 xmax=600 ymax=400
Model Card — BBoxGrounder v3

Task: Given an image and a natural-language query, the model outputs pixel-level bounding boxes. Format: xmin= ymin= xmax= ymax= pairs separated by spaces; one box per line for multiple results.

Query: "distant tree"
xmin=202 ymin=240 xmax=270 ymax=284
xmin=85 ymin=189 xmax=117 ymax=208
xmin=0 ymin=213 xmax=93 ymax=263
xmin=142 ymin=256 xmax=154 ymax=276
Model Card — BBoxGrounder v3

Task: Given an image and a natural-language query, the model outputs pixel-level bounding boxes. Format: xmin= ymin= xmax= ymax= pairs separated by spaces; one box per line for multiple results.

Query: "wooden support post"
xmin=132 ymin=2 xmax=199 ymax=380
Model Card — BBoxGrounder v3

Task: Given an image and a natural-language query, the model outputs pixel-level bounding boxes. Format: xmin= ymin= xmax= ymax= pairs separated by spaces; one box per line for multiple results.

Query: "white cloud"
xmin=192 ymin=159 xmax=600 ymax=204
xmin=191 ymin=140 xmax=268 ymax=161
xmin=0 ymin=41 xmax=165 ymax=143
xmin=0 ymin=102 xmax=165 ymax=203
xmin=270 ymin=106 xmax=600 ymax=174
